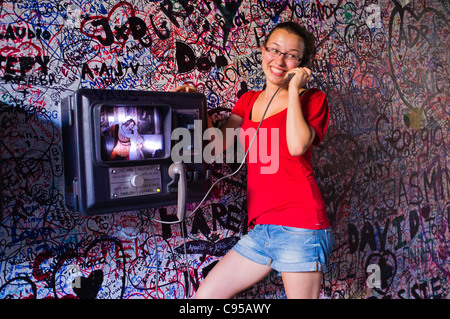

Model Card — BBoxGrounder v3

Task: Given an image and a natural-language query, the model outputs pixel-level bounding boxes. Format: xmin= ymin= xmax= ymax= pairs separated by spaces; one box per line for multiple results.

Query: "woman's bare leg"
xmin=281 ymin=271 xmax=323 ymax=299
xmin=195 ymin=249 xmax=272 ymax=299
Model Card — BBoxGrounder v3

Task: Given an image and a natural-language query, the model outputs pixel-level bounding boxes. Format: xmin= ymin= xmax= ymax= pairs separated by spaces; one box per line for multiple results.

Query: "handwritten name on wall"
xmin=0 ymin=0 xmax=448 ymax=299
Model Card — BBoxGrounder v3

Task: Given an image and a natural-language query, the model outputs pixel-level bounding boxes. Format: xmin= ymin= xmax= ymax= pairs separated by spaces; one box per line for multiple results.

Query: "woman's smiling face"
xmin=261 ymin=28 xmax=305 ymax=86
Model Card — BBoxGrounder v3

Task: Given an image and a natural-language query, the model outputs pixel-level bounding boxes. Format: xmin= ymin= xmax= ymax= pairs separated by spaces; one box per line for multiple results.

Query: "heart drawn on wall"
xmin=256 ymin=0 xmax=288 ymax=20
xmin=366 ymin=250 xmax=398 ymax=295
xmin=72 ymin=269 xmax=104 ymax=299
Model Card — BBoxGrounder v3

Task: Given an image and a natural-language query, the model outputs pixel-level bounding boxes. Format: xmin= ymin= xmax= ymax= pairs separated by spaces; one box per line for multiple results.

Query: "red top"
xmin=231 ymin=89 xmax=330 ymax=230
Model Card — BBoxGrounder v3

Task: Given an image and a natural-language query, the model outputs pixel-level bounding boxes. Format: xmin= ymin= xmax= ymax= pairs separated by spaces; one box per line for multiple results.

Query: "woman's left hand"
xmin=286 ymin=67 xmax=312 ymax=90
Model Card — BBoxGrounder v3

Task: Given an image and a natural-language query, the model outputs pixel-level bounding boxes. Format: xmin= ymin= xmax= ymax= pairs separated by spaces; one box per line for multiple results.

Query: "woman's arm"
xmin=285 ymin=68 xmax=316 ymax=156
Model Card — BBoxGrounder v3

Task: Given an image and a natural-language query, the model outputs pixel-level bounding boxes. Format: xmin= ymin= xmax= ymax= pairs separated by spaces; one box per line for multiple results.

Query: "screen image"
xmin=100 ymin=106 xmax=165 ymax=162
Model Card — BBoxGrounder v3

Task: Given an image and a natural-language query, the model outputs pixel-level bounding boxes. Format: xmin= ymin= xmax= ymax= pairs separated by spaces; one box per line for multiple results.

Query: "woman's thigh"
xmin=195 ymin=249 xmax=272 ymax=299
xmin=281 ymin=271 xmax=323 ymax=299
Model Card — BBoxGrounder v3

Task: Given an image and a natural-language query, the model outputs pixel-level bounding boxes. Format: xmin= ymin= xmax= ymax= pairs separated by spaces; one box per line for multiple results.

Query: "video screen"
xmin=100 ymin=105 xmax=165 ymax=162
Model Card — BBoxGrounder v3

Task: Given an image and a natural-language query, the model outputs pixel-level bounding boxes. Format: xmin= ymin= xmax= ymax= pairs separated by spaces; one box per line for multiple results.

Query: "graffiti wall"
xmin=0 ymin=0 xmax=448 ymax=299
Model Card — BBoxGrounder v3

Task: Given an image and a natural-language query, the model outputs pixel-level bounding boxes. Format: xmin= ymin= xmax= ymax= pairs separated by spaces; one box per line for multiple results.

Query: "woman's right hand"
xmin=172 ymin=84 xmax=199 ymax=93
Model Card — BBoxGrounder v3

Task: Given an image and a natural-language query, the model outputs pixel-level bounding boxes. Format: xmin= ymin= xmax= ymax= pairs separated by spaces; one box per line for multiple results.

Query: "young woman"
xmin=176 ymin=22 xmax=333 ymax=299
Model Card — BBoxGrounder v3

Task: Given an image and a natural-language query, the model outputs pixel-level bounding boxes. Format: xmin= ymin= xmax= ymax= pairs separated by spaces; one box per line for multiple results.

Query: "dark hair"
xmin=123 ymin=119 xmax=136 ymax=127
xmin=264 ymin=22 xmax=316 ymax=67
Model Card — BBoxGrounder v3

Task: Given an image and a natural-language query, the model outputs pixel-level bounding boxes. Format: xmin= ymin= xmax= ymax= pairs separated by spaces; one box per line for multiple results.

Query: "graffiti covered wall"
xmin=0 ymin=0 xmax=448 ymax=299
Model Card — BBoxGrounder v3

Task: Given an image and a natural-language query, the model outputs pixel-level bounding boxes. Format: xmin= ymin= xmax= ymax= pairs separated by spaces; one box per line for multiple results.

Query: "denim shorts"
xmin=232 ymin=224 xmax=333 ymax=273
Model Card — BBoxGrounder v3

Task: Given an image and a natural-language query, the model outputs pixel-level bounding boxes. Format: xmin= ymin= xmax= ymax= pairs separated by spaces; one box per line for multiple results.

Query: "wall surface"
xmin=0 ymin=0 xmax=448 ymax=299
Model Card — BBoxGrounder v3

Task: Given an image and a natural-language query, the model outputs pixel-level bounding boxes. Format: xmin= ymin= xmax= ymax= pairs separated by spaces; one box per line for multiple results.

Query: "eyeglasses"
xmin=264 ymin=47 xmax=301 ymax=62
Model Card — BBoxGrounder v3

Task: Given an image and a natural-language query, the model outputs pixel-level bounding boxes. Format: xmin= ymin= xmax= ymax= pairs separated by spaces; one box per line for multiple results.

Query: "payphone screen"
xmin=100 ymin=106 xmax=165 ymax=162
